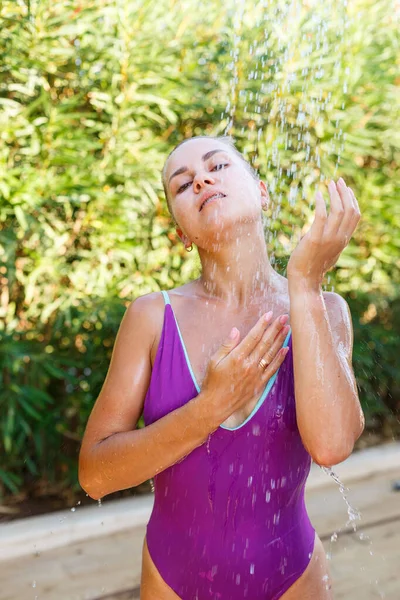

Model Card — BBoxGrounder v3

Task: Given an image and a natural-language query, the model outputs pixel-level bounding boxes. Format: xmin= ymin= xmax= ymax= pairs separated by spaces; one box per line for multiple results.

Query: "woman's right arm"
xmin=78 ymin=293 xmax=218 ymax=500
xmin=79 ymin=293 xmax=288 ymax=500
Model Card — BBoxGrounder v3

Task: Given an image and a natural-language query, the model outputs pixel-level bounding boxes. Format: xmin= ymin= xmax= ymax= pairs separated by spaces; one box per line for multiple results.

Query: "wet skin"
xmin=140 ymin=532 xmax=333 ymax=600
xmin=140 ymin=279 xmax=335 ymax=600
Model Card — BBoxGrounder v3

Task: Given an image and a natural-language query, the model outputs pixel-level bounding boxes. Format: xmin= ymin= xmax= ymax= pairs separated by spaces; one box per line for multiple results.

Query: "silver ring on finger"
xmin=258 ymin=357 xmax=269 ymax=370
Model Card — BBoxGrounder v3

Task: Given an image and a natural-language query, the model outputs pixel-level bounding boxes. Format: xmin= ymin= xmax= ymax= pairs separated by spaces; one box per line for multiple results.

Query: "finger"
xmin=348 ymin=186 xmax=361 ymax=216
xmin=336 ymin=178 xmax=356 ymax=241
xmin=263 ymin=326 xmax=290 ymax=365
xmin=337 ymin=180 xmax=362 ymax=241
xmin=324 ymin=180 xmax=345 ymax=238
xmin=346 ymin=184 xmax=357 ymax=209
xmin=310 ymin=191 xmax=327 ymax=242
xmin=234 ymin=311 xmax=274 ymax=358
xmin=348 ymin=187 xmax=362 ymax=231
xmin=211 ymin=326 xmax=242 ymax=366
xmin=251 ymin=323 xmax=290 ymax=365
xmin=259 ymin=345 xmax=289 ymax=381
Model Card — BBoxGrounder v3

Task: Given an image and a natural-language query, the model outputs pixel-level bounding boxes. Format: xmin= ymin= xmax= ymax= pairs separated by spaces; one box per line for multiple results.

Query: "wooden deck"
xmin=1 ymin=468 xmax=399 ymax=599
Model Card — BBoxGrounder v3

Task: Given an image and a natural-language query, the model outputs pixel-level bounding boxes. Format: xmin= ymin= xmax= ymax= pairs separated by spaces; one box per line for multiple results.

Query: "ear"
xmin=258 ymin=180 xmax=270 ymax=210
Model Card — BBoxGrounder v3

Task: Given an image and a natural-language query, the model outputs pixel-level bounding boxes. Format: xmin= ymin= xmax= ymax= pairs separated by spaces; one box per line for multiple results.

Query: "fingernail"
xmin=279 ymin=314 xmax=289 ymax=324
xmin=264 ymin=311 xmax=273 ymax=321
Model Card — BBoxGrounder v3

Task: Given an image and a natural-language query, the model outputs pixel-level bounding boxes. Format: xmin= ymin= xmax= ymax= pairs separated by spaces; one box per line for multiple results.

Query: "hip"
xmin=140 ymin=521 xmax=325 ymax=600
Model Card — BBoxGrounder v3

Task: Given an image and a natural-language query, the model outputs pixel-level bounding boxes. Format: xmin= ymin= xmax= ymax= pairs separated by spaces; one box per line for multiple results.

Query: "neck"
xmin=196 ymin=222 xmax=278 ymax=310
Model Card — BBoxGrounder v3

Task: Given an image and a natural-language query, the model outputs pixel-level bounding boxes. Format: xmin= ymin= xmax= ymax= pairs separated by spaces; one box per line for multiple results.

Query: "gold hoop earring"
xmin=186 ymin=243 xmax=193 ymax=252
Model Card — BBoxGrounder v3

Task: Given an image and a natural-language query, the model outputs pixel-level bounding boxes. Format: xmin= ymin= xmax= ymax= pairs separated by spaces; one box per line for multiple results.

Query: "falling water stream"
xmin=321 ymin=466 xmax=385 ymax=597
xmin=219 ymin=0 xmax=387 ymax=597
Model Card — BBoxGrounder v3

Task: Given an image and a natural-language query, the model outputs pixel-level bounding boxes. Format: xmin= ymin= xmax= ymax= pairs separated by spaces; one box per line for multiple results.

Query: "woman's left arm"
xmin=288 ymin=279 xmax=364 ymax=467
xmin=287 ymin=177 xmax=364 ymax=466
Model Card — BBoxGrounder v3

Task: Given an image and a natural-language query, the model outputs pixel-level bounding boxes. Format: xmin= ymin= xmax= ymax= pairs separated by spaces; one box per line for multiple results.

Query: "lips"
xmin=199 ymin=191 xmax=226 ymax=212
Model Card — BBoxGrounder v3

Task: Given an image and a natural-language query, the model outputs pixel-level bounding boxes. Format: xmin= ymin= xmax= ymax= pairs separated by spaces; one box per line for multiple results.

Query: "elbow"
xmin=311 ymin=441 xmax=355 ymax=468
xmin=78 ymin=476 xmax=104 ymax=501
xmin=312 ymin=452 xmax=349 ymax=468
xmin=78 ymin=452 xmax=104 ymax=501
xmin=310 ymin=412 xmax=365 ymax=468
xmin=357 ymin=411 xmax=366 ymax=440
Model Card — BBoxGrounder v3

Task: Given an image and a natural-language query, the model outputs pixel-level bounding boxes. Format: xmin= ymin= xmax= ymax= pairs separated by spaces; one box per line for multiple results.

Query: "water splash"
xmin=321 ymin=466 xmax=361 ymax=537
xmin=321 ymin=466 xmax=386 ymax=598
xmin=223 ymin=0 xmax=247 ymax=135
xmin=206 ymin=433 xmax=212 ymax=456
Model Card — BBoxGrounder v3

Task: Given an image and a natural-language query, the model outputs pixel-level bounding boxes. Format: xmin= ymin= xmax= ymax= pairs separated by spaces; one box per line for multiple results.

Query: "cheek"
xmin=230 ymin=182 xmax=260 ymax=209
xmin=173 ymin=201 xmax=200 ymax=234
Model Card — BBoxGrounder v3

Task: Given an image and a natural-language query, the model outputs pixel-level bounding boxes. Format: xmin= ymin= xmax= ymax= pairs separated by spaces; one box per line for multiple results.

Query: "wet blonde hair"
xmin=161 ymin=135 xmax=259 ymax=223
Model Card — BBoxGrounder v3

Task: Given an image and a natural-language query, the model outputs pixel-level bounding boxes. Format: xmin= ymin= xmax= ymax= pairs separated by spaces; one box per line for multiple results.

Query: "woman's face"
xmin=165 ymin=138 xmax=268 ymax=250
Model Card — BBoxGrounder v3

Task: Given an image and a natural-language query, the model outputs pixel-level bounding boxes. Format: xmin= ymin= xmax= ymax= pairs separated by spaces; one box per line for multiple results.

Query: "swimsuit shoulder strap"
xmin=161 ymin=290 xmax=171 ymax=305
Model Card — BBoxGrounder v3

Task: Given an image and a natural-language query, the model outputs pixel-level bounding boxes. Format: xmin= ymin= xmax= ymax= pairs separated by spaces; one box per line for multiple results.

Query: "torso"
xmin=149 ymin=274 xmax=291 ymax=429
xmin=142 ymin=275 xmax=335 ymax=599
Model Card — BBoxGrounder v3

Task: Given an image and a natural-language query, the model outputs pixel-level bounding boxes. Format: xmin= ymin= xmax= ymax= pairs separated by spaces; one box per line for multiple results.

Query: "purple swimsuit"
xmin=143 ymin=290 xmax=316 ymax=599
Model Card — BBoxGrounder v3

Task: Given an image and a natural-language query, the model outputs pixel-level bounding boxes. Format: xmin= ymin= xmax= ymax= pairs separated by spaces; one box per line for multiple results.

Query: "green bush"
xmin=0 ymin=0 xmax=398 ymax=500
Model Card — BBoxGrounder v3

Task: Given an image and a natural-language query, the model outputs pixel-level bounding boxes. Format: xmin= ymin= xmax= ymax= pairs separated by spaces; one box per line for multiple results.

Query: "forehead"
xmin=166 ymin=139 xmax=236 ymax=179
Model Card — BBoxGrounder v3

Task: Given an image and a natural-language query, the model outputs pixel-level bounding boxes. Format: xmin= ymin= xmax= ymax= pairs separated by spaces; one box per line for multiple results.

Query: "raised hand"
xmin=197 ymin=312 xmax=290 ymax=428
xmin=287 ymin=178 xmax=361 ymax=286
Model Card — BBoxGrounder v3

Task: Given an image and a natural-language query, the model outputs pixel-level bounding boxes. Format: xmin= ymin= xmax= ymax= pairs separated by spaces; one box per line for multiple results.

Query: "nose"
xmin=193 ymin=170 xmax=216 ymax=193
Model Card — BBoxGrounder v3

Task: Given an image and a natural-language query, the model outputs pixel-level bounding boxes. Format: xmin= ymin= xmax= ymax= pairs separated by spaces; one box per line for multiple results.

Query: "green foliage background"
xmin=0 ymin=0 xmax=399 ymax=501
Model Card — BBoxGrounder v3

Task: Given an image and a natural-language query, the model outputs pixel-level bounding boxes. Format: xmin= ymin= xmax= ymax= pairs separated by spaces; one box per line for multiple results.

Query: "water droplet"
xmin=206 ymin=434 xmax=211 ymax=456
xmin=273 ymin=511 xmax=280 ymax=525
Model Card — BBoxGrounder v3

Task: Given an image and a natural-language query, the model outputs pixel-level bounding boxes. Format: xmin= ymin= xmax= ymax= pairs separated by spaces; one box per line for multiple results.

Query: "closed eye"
xmin=177 ymin=163 xmax=229 ymax=194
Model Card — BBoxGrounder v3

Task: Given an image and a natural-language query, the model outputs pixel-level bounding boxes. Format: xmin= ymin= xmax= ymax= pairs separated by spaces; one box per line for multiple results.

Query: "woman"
xmin=79 ymin=135 xmax=365 ymax=600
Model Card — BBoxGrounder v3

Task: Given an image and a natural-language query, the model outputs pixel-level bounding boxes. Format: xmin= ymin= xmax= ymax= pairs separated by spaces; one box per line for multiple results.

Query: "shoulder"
xmin=128 ymin=290 xmax=166 ymax=314
xmin=322 ymin=291 xmax=352 ymax=326
xmin=124 ymin=291 xmax=167 ymax=353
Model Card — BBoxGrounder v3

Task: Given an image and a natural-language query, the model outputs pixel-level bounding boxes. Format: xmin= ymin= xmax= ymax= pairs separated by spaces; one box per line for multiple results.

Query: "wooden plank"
xmin=323 ymin=518 xmax=400 ymax=599
xmin=0 ymin=527 xmax=144 ymax=600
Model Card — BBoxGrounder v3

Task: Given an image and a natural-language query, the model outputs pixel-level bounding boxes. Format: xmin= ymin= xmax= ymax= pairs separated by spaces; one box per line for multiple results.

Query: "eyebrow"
xmin=168 ymin=149 xmax=227 ymax=185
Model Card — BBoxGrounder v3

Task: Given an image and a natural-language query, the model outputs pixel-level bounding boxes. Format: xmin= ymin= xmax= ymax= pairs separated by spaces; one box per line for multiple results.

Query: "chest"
xmin=151 ymin=298 xmax=291 ymax=429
